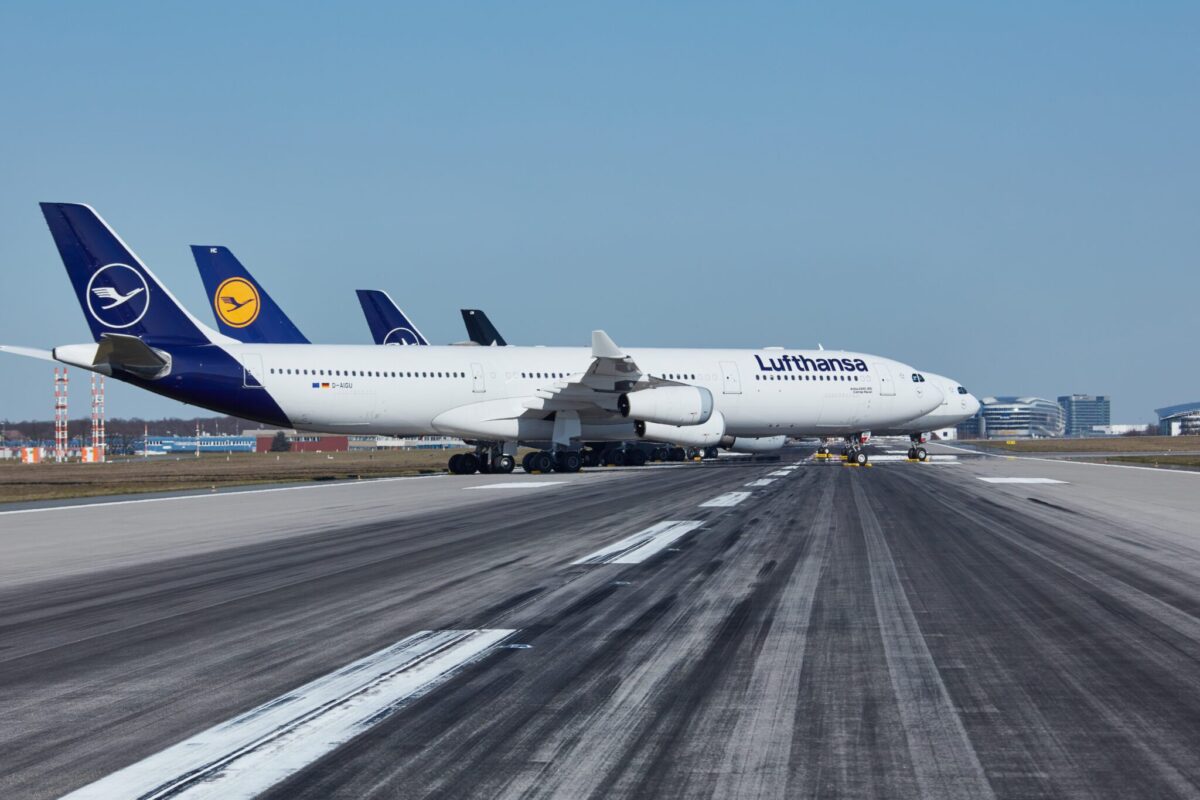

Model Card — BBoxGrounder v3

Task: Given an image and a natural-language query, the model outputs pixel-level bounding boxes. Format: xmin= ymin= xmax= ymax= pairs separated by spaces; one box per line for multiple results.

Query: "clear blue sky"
xmin=2 ymin=3 xmax=1197 ymax=422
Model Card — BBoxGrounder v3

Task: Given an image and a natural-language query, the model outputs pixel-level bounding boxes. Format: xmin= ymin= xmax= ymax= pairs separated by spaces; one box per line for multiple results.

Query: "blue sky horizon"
xmin=2 ymin=3 xmax=1197 ymax=423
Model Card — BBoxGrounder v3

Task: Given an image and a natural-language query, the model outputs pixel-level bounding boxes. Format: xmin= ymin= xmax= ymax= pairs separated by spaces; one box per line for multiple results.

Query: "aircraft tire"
xmin=494 ymin=454 xmax=515 ymax=473
xmin=555 ymin=451 xmax=582 ymax=473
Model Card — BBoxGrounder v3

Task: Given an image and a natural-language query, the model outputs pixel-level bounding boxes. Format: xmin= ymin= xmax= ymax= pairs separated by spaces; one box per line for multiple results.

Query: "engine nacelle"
xmin=618 ymin=385 xmax=713 ymax=426
xmin=719 ymin=435 xmax=787 ymax=453
xmin=635 ymin=411 xmax=726 ymax=447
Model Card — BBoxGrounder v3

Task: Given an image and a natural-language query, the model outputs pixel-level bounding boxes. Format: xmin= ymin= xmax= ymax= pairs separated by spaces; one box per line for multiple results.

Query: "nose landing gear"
xmin=907 ymin=434 xmax=929 ymax=462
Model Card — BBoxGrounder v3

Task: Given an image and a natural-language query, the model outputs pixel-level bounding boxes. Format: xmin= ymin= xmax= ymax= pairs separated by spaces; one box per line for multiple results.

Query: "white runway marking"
xmin=701 ymin=491 xmax=752 ymax=508
xmin=746 ymin=479 xmax=776 ymax=487
xmin=572 ymin=521 xmax=704 ymax=565
xmin=62 ymin=629 xmax=514 ymax=800
xmin=936 ymin=443 xmax=1200 ymax=476
xmin=463 ymin=482 xmax=567 ymax=490
xmin=768 ymin=470 xmax=791 ymax=477
xmin=0 ymin=473 xmax=444 ymax=516
xmin=977 ymin=477 xmax=1067 ymax=485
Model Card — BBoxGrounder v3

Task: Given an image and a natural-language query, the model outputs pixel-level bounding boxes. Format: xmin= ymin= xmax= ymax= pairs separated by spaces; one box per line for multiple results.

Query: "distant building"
xmin=1091 ymin=424 xmax=1151 ymax=436
xmin=1156 ymin=402 xmax=1200 ymax=436
xmin=972 ymin=396 xmax=1064 ymax=439
xmin=145 ymin=435 xmax=257 ymax=454
xmin=1058 ymin=394 xmax=1111 ymax=437
xmin=349 ymin=435 xmax=465 ymax=450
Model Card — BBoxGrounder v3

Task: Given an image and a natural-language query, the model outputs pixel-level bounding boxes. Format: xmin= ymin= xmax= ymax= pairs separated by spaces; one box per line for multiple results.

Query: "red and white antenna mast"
xmin=91 ymin=373 xmax=107 ymax=463
xmin=54 ymin=367 xmax=69 ymax=462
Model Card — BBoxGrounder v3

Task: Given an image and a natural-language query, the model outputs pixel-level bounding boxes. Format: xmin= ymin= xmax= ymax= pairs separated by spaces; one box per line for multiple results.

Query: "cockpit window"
xmin=957 ymin=386 xmax=968 ymax=394
xmin=912 ymin=373 xmax=926 ymax=383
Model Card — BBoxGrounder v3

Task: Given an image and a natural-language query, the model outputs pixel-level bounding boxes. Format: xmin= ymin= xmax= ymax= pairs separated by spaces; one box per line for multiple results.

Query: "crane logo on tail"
xmin=86 ymin=264 xmax=150 ymax=329
xmin=214 ymin=277 xmax=261 ymax=328
xmin=383 ymin=327 xmax=421 ymax=345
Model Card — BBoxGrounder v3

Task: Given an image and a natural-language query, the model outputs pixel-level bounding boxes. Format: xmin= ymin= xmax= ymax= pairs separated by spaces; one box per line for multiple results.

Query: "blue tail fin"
xmin=461 ymin=308 xmax=508 ymax=346
xmin=355 ymin=290 xmax=429 ymax=345
xmin=190 ymin=246 xmax=310 ymax=345
xmin=40 ymin=203 xmax=214 ymax=346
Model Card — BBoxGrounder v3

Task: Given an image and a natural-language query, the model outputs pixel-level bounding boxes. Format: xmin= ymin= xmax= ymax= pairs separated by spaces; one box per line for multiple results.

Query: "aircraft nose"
xmin=967 ymin=393 xmax=981 ymax=417
xmin=918 ymin=382 xmax=944 ymax=415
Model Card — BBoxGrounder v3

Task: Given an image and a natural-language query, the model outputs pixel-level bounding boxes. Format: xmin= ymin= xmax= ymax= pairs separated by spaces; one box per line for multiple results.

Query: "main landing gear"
xmin=448 ymin=446 xmax=516 ymax=475
xmin=521 ymin=450 xmax=582 ymax=474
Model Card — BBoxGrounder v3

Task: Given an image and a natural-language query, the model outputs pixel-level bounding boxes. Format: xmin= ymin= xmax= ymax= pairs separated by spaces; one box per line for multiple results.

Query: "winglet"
xmin=591 ymin=330 xmax=623 ymax=359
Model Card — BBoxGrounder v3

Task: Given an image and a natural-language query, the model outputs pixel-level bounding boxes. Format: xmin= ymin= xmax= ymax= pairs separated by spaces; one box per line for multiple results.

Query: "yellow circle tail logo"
xmin=214 ymin=277 xmax=261 ymax=328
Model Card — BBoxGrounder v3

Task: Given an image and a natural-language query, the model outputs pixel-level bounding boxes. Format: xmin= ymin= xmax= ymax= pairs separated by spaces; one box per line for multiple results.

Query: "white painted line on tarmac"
xmin=572 ymin=521 xmax=704 ymax=565
xmin=61 ymin=629 xmax=515 ymax=800
xmin=701 ymin=491 xmax=752 ymax=508
xmin=746 ymin=479 xmax=776 ymax=487
xmin=462 ymin=482 xmax=567 ymax=490
xmin=767 ymin=470 xmax=791 ymax=477
xmin=937 ymin=443 xmax=1200 ymax=476
xmin=977 ymin=477 xmax=1067 ymax=485
xmin=0 ymin=473 xmax=445 ymax=516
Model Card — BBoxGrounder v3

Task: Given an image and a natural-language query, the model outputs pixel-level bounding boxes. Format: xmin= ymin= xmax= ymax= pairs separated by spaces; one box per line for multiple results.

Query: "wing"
xmin=220 ymin=296 xmax=240 ymax=307
xmin=92 ymin=287 xmax=121 ymax=300
xmin=519 ymin=330 xmax=678 ymax=418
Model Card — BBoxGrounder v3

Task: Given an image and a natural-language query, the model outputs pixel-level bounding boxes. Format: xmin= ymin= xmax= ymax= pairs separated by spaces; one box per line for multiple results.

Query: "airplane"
xmin=189 ymin=246 xmax=310 ymax=344
xmin=356 ymin=290 xmax=429 ymax=346
xmin=5 ymin=203 xmax=948 ymax=475
xmin=863 ymin=372 xmax=980 ymax=461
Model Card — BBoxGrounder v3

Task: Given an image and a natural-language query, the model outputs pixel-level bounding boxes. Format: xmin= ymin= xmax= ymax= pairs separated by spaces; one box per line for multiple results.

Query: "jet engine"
xmin=618 ymin=385 xmax=713 ymax=426
xmin=719 ymin=435 xmax=787 ymax=453
xmin=635 ymin=411 xmax=725 ymax=447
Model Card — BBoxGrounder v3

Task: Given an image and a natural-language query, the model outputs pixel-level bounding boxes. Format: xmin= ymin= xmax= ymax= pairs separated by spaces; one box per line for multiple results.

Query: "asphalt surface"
xmin=3 ymin=448 xmax=1200 ymax=798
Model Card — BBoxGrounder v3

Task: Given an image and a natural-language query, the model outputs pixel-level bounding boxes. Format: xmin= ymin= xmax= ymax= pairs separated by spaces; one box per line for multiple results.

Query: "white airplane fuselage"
xmin=210 ymin=343 xmax=943 ymax=441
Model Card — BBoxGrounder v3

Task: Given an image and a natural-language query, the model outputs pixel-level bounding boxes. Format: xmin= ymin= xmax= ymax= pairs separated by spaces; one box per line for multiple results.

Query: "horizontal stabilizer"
xmin=95 ymin=333 xmax=170 ymax=377
xmin=53 ymin=334 xmax=172 ymax=379
xmin=0 ymin=345 xmax=54 ymax=361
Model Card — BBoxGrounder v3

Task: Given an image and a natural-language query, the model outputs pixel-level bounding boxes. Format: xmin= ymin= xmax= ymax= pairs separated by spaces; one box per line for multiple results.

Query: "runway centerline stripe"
xmin=746 ymin=479 xmax=776 ymax=487
xmin=571 ymin=520 xmax=704 ymax=565
xmin=976 ymin=477 xmax=1068 ymax=484
xmin=767 ymin=470 xmax=792 ymax=477
xmin=700 ymin=491 xmax=752 ymax=508
xmin=463 ymin=482 xmax=567 ymax=490
xmin=60 ymin=629 xmax=515 ymax=800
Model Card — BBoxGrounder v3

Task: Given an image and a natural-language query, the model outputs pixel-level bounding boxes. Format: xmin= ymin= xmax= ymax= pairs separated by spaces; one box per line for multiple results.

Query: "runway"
xmin=3 ymin=450 xmax=1200 ymax=798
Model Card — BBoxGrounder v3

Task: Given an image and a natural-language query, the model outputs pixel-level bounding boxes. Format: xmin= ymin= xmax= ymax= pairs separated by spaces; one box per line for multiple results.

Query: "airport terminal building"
xmin=1156 ymin=402 xmax=1200 ymax=436
xmin=961 ymin=396 xmax=1065 ymax=439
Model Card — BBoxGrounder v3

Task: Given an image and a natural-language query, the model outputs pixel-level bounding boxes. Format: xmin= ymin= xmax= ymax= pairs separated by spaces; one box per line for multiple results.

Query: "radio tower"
xmin=54 ymin=367 xmax=69 ymax=462
xmin=91 ymin=373 xmax=106 ymax=463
